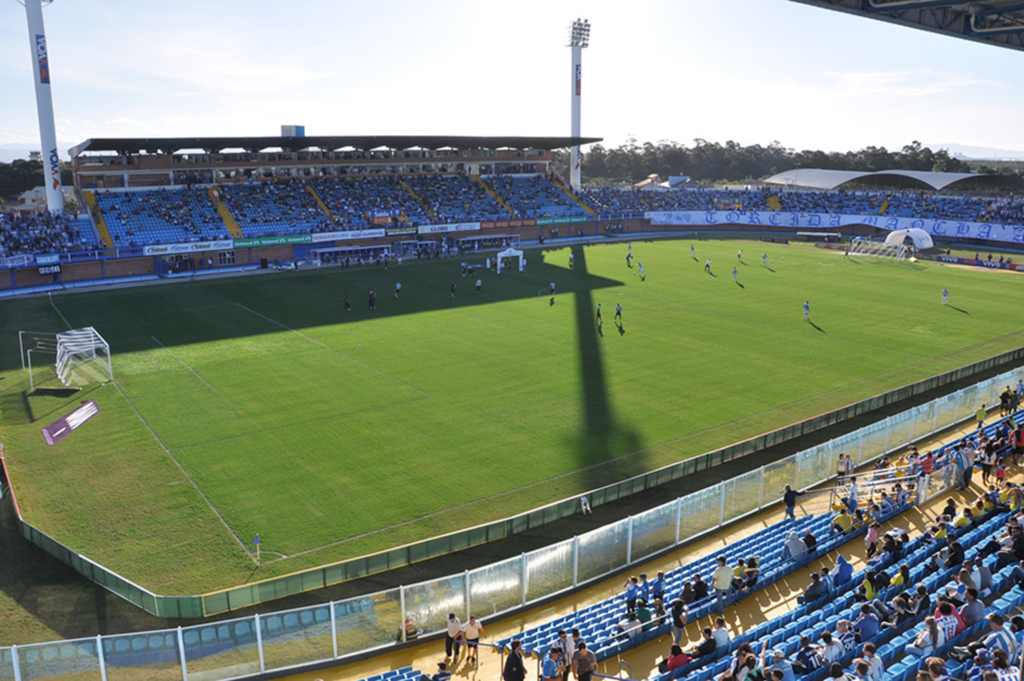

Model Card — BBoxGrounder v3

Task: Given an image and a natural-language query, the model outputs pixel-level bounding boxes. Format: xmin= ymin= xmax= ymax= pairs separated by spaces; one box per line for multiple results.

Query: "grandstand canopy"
xmin=68 ymin=135 xmax=602 ymax=157
xmin=791 ymin=1 xmax=1024 ymax=53
xmin=764 ymin=167 xmax=1024 ymax=191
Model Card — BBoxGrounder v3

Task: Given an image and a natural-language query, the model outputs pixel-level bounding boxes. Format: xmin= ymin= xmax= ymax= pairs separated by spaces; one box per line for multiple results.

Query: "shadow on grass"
xmin=570 ymin=245 xmax=645 ymax=491
xmin=808 ymin=320 xmax=826 ymax=333
xmin=950 ymin=306 xmax=970 ymax=315
xmin=735 ymin=281 xmax=746 ymax=289
xmin=0 ymin=256 xmax=626 ymax=374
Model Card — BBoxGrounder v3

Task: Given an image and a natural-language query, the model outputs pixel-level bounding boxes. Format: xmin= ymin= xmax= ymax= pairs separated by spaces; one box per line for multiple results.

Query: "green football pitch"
xmin=2 ymin=238 xmax=1024 ymax=594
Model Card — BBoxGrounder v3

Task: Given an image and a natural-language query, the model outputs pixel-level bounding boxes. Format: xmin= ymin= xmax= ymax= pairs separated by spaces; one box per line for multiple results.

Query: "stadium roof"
xmin=764 ymin=167 xmax=1024 ymax=190
xmin=67 ymin=135 xmax=602 ymax=157
xmin=790 ymin=0 xmax=1024 ymax=53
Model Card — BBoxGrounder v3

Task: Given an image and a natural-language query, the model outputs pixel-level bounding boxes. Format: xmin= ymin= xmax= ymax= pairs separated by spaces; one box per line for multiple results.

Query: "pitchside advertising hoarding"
xmin=310 ymin=229 xmax=385 ymax=242
xmin=481 ymin=218 xmax=537 ymax=230
xmin=417 ymin=222 xmax=481 ymax=235
xmin=647 ymin=210 xmax=1024 ymax=246
xmin=143 ymin=240 xmax=234 ymax=255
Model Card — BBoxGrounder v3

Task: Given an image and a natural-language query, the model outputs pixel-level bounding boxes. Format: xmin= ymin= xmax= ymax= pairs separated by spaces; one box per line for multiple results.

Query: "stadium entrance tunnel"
xmin=569 ymin=244 xmax=647 ymax=491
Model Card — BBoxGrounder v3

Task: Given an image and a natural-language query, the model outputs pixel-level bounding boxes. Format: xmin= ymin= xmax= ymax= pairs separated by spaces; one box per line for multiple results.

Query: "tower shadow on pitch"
xmin=568 ymin=245 xmax=646 ymax=492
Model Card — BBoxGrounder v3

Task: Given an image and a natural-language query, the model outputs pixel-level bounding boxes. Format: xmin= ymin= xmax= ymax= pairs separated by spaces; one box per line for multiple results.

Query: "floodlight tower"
xmin=567 ymin=18 xmax=590 ymax=192
xmin=20 ymin=0 xmax=64 ymax=212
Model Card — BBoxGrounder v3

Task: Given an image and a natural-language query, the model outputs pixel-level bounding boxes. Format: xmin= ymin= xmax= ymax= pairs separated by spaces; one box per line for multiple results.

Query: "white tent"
xmin=885 ymin=228 xmax=934 ymax=251
xmin=495 ymin=247 xmax=524 ymax=273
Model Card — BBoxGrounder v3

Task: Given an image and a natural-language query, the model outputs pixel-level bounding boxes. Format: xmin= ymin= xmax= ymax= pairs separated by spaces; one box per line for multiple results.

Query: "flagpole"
xmin=255 ymin=534 xmax=260 ymax=565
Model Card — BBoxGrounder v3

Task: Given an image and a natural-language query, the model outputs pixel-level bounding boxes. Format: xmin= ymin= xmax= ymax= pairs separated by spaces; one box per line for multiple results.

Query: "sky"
xmin=3 ymin=0 xmax=1024 ymax=161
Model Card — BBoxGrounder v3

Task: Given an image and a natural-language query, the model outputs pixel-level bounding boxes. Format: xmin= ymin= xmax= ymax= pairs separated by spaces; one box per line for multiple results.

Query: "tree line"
xmin=0 ymin=160 xmax=75 ymax=202
xmin=551 ymin=139 xmax=978 ymax=187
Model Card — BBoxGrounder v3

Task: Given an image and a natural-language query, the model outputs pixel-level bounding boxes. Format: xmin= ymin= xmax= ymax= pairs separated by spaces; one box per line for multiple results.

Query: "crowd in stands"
xmin=95 ymin=187 xmax=229 ymax=247
xmin=0 ymin=210 xmax=97 ymax=256
xmin=483 ymin=175 xmax=587 ymax=218
xmin=218 ymin=180 xmax=331 ymax=236
xmin=481 ymin=400 xmax=1024 ymax=681
xmin=59 ymin=174 xmax=1024 ymax=254
xmin=404 ymin=174 xmax=510 ymax=222
xmin=313 ymin=176 xmax=430 ymax=228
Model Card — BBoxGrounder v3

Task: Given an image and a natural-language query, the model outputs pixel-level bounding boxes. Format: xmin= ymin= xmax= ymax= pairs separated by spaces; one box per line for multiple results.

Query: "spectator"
xmin=803 ymin=530 xmax=817 ymax=550
xmin=831 ymin=509 xmax=854 ymax=535
xmin=665 ymin=644 xmax=692 ymax=672
xmin=960 ymin=587 xmax=985 ymax=626
xmin=623 ymin=576 xmax=639 ymax=612
xmin=783 ymin=531 xmax=806 ymax=560
xmin=966 ymin=649 xmax=993 ymax=681
xmin=693 ymin=574 xmax=709 ymax=601
xmin=503 ymin=640 xmax=526 ymax=681
xmin=670 ymin=598 xmax=688 ymax=645
xmin=635 ymin=600 xmax=652 ymax=631
xmin=680 ymin=581 xmax=694 ymax=604
xmin=713 ymin=556 xmax=734 ymax=614
xmin=834 ymin=555 xmax=854 ymax=586
xmin=936 ymin=602 xmax=961 ymax=641
xmin=924 ymin=657 xmax=947 ymax=681
xmin=835 ymin=619 xmax=857 ymax=653
xmin=615 ymin=612 xmax=641 ymax=641
xmin=713 ymin=617 xmax=730 ymax=648
xmin=690 ymin=627 xmax=717 ymax=658
xmin=818 ymin=631 xmax=844 ymax=665
xmin=783 ymin=484 xmax=805 ymax=521
xmin=572 ymin=641 xmax=596 ymax=681
xmin=793 ymin=635 xmax=824 ymax=675
xmin=861 ymin=643 xmax=884 ymax=681
xmin=542 ymin=649 xmax=563 ymax=681
xmin=798 ymin=572 xmax=828 ymax=604
xmin=852 ymin=603 xmax=879 ymax=642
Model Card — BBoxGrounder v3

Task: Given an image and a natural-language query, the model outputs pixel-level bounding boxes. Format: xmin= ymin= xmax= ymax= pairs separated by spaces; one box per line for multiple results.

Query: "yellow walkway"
xmin=210 ymin=186 xmax=243 ymax=238
xmin=471 ymin=175 xmax=516 ymax=218
xmin=82 ymin=190 xmax=115 ymax=251
xmin=279 ymin=415 xmax=997 ymax=681
xmin=306 ymin=184 xmax=335 ymax=223
xmin=549 ymin=175 xmax=596 ymax=216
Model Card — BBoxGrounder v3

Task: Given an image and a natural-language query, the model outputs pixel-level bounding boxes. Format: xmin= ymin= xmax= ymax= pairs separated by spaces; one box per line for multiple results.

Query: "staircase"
xmin=767 ymin=195 xmax=782 ymax=211
xmin=878 ymin=198 xmax=890 ymax=216
xmin=470 ymin=175 xmax=516 ymax=218
xmin=82 ymin=190 xmax=115 ymax=252
xmin=401 ymin=180 xmax=436 ymax=221
xmin=305 ymin=184 xmax=334 ymax=223
xmin=549 ymin=175 xmax=596 ymax=216
xmin=208 ymin=187 xmax=243 ymax=238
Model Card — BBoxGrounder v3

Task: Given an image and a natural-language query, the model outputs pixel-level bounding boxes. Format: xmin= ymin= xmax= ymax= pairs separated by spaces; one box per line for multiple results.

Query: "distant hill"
xmin=928 ymin=142 xmax=1024 ymax=161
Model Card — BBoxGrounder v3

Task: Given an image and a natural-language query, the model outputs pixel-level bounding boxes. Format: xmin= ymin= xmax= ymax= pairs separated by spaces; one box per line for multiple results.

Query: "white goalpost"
xmin=849 ymin=237 xmax=908 ymax=261
xmin=55 ymin=327 xmax=113 ymax=388
xmin=20 ymin=328 xmax=112 ymax=391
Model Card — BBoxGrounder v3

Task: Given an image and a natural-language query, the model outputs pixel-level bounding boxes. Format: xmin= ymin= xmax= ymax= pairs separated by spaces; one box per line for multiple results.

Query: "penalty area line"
xmin=234 ymin=303 xmax=432 ymax=398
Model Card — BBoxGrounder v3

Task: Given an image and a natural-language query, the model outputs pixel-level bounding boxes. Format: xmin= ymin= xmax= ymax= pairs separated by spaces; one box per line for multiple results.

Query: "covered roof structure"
xmin=67 ymin=135 xmax=602 ymax=157
xmin=764 ymin=167 xmax=1024 ymax=191
xmin=791 ymin=1 xmax=1024 ymax=53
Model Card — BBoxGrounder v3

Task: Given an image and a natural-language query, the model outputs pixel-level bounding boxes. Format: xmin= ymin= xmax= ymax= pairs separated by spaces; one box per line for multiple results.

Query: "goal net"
xmin=849 ymin=237 xmax=908 ymax=261
xmin=55 ymin=327 xmax=112 ymax=387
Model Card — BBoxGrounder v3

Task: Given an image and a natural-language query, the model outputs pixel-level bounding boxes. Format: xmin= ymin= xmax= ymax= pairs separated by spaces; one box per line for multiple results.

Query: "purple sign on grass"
xmin=41 ymin=400 xmax=101 ymax=446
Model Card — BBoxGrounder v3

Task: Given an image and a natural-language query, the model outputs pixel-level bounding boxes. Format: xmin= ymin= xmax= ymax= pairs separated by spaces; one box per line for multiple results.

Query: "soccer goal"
xmin=54 ymin=327 xmax=112 ymax=388
xmin=849 ymin=237 xmax=908 ymax=261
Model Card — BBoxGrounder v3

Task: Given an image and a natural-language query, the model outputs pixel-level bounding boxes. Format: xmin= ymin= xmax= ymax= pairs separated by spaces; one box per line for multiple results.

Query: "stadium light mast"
xmin=20 ymin=0 xmax=64 ymax=213
xmin=567 ymin=18 xmax=590 ymax=192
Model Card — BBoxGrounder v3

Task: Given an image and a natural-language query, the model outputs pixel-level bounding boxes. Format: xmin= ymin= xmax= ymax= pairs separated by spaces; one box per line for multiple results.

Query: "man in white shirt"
xmin=456 ymin=616 xmax=486 ymax=663
xmin=713 ymin=617 xmax=730 ymax=648
xmin=444 ymin=613 xmax=462 ymax=660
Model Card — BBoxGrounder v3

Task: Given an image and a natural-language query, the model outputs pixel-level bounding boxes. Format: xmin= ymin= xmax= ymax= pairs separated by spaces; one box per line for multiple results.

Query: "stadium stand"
xmin=94 ymin=187 xmax=230 ymax=247
xmin=218 ymin=180 xmax=332 ymax=236
xmin=403 ymin=174 xmax=510 ymax=223
xmin=482 ymin=175 xmax=587 ymax=218
xmin=0 ymin=210 xmax=98 ymax=256
xmin=489 ymin=408 xmax=1024 ymax=681
xmin=312 ymin=176 xmax=431 ymax=229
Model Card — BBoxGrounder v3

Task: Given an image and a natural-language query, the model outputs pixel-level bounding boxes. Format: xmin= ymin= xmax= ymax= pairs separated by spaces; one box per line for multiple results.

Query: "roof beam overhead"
xmin=791 ymin=0 xmax=1024 ymax=52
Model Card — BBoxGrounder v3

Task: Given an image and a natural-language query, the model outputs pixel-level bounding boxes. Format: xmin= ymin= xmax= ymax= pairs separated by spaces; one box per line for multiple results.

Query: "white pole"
xmin=176 ymin=627 xmax=189 ymax=681
xmin=330 ymin=602 xmax=338 ymax=658
xmin=96 ymin=635 xmax=108 ymax=681
xmin=254 ymin=614 xmax=265 ymax=673
xmin=23 ymin=0 xmax=64 ymax=213
xmin=569 ymin=44 xmax=583 ymax=191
